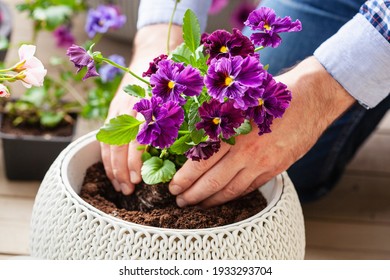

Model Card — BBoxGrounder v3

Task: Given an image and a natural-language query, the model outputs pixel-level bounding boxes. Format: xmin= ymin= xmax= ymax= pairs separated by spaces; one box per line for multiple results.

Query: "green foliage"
xmin=82 ymin=74 xmax=122 ymax=120
xmin=234 ymin=120 xmax=253 ymax=135
xmin=169 ymin=134 xmax=193 ymax=155
xmin=123 ymin=84 xmax=146 ymax=99
xmin=141 ymin=157 xmax=176 ymax=184
xmin=96 ymin=115 xmax=144 ymax=146
xmin=182 ymin=9 xmax=201 ymax=54
xmin=16 ymin=0 xmax=86 ymax=33
xmin=3 ymin=76 xmax=79 ymax=128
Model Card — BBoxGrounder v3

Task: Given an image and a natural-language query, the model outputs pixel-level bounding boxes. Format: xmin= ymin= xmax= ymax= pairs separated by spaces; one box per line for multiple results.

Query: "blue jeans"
xmin=243 ymin=0 xmax=390 ymax=202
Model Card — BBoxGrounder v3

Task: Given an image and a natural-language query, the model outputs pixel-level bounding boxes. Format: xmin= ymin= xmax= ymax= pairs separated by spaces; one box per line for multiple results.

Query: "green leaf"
xmin=96 ymin=114 xmax=144 ymax=145
xmin=141 ymin=157 xmax=176 ymax=184
xmin=0 ymin=36 xmax=9 ymax=51
xmin=234 ymin=120 xmax=252 ymax=135
xmin=222 ymin=137 xmax=236 ymax=145
xmin=182 ymin=9 xmax=201 ymax=53
xmin=188 ymin=101 xmax=204 ymax=144
xmin=32 ymin=6 xmax=72 ymax=30
xmin=171 ymin=43 xmax=192 ymax=64
xmin=40 ymin=111 xmax=64 ymax=128
xmin=122 ymin=84 xmax=146 ymax=99
xmin=169 ymin=134 xmax=193 ymax=154
xmin=20 ymin=87 xmax=46 ymax=107
xmin=141 ymin=152 xmax=152 ymax=162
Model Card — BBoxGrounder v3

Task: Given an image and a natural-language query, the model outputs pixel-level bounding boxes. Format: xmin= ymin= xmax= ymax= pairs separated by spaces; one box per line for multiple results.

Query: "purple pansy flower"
xmin=142 ymin=54 xmax=168 ymax=77
xmin=196 ymin=99 xmax=245 ymax=140
xmin=185 ymin=140 xmax=221 ymax=161
xmin=53 ymin=26 xmax=75 ymax=48
xmin=134 ymin=97 xmax=184 ymax=148
xmin=245 ymin=73 xmax=292 ymax=135
xmin=98 ymin=54 xmax=125 ymax=82
xmin=244 ymin=7 xmax=302 ymax=48
xmin=85 ymin=5 xmax=126 ymax=38
xmin=150 ymin=59 xmax=203 ymax=104
xmin=230 ymin=1 xmax=257 ymax=29
xmin=203 ymin=28 xmax=255 ymax=63
xmin=204 ymin=56 xmax=265 ymax=109
xmin=66 ymin=44 xmax=99 ymax=80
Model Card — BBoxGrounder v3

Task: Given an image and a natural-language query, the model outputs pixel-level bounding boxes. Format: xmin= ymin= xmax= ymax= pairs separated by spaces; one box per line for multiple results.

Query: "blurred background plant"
xmin=1 ymin=0 xmax=127 ymax=129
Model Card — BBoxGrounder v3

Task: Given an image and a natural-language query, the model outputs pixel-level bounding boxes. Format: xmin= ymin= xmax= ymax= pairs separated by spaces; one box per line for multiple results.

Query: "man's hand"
xmin=169 ymin=56 xmax=356 ymax=208
xmin=101 ymin=24 xmax=183 ymax=195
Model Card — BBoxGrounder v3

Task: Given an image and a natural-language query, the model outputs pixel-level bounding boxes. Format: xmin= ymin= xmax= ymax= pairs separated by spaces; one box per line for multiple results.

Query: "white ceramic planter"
xmin=30 ymin=131 xmax=305 ymax=259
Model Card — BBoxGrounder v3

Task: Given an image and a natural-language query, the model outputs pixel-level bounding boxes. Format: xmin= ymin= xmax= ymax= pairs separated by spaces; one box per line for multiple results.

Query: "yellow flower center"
xmin=167 ymin=80 xmax=175 ymax=89
xmin=263 ymin=23 xmax=271 ymax=31
xmin=224 ymin=76 xmax=234 ymax=86
xmin=220 ymin=45 xmax=229 ymax=53
xmin=212 ymin=117 xmax=221 ymax=125
xmin=258 ymin=98 xmax=264 ymax=106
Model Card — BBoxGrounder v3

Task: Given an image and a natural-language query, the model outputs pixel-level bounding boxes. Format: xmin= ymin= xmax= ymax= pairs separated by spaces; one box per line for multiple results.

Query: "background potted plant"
xmin=0 ymin=0 xmax=12 ymax=62
xmin=30 ymin=3 xmax=306 ymax=259
xmin=0 ymin=0 xmax=127 ymax=180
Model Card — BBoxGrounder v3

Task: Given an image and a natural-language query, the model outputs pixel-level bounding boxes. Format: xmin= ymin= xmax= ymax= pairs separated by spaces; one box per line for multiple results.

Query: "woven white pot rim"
xmin=60 ymin=130 xmax=285 ymax=234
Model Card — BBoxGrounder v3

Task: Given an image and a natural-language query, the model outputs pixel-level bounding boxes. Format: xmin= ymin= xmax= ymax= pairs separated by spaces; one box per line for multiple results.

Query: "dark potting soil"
xmin=80 ymin=162 xmax=268 ymax=229
xmin=0 ymin=114 xmax=74 ymax=137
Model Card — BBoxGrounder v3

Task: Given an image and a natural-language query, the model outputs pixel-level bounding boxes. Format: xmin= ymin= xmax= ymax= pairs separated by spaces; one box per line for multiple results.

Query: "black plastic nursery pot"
xmin=0 ymin=114 xmax=77 ymax=181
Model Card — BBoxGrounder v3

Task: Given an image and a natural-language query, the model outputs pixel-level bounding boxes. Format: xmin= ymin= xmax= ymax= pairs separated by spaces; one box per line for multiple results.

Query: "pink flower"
xmin=0 ymin=84 xmax=10 ymax=98
xmin=16 ymin=45 xmax=47 ymax=88
xmin=208 ymin=0 xmax=229 ymax=15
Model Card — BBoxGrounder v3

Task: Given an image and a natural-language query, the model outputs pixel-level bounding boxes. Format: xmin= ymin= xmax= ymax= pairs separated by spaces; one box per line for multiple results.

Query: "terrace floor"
xmin=0 ymin=0 xmax=389 ymax=260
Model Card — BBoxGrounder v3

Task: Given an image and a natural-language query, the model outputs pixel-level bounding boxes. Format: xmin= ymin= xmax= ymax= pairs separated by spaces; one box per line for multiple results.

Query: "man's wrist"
xmin=277 ymin=56 xmax=355 ymax=134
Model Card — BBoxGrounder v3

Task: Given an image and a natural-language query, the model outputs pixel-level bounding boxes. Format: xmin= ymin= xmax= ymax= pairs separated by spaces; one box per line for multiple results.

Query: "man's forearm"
xmin=275 ymin=56 xmax=355 ymax=160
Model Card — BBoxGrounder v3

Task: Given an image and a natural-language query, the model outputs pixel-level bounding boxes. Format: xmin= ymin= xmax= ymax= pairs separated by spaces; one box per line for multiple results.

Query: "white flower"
xmin=0 ymin=84 xmax=10 ymax=98
xmin=17 ymin=44 xmax=47 ymax=88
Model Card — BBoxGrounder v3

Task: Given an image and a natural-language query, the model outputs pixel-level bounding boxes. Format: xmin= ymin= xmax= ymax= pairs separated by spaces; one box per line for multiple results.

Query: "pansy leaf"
xmin=234 ymin=120 xmax=252 ymax=135
xmin=171 ymin=43 xmax=192 ymax=64
xmin=141 ymin=157 xmax=176 ymax=184
xmin=169 ymin=134 xmax=193 ymax=155
xmin=222 ymin=137 xmax=236 ymax=145
xmin=96 ymin=114 xmax=143 ymax=145
xmin=123 ymin=84 xmax=146 ymax=99
xmin=188 ymin=101 xmax=204 ymax=144
xmin=40 ymin=111 xmax=64 ymax=128
xmin=141 ymin=152 xmax=152 ymax=162
xmin=183 ymin=9 xmax=201 ymax=53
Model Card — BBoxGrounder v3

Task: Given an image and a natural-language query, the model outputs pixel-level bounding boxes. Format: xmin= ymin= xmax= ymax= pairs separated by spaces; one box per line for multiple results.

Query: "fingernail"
xmin=130 ymin=171 xmax=140 ymax=184
xmin=170 ymin=184 xmax=182 ymax=195
xmin=121 ymin=183 xmax=132 ymax=195
xmin=112 ymin=179 xmax=121 ymax=192
xmin=176 ymin=197 xmax=187 ymax=208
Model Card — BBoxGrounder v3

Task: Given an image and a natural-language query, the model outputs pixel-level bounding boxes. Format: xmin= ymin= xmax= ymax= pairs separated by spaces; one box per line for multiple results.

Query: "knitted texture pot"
xmin=30 ymin=131 xmax=306 ymax=260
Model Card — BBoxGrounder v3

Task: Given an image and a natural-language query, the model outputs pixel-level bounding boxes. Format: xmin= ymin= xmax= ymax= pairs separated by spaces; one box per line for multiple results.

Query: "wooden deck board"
xmin=305 ymin=219 xmax=390 ymax=253
xmin=302 ymin=174 xmax=390 ymax=223
xmin=1 ymin=0 xmax=389 ymax=261
xmin=0 ymin=197 xmax=34 ymax=255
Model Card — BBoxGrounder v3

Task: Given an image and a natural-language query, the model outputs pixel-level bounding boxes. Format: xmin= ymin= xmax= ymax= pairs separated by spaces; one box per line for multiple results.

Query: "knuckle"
xmin=112 ymin=168 xmax=128 ymax=183
xmin=192 ymin=160 xmax=210 ymax=172
xmin=204 ymin=177 xmax=222 ymax=193
xmin=222 ymin=184 xmax=241 ymax=199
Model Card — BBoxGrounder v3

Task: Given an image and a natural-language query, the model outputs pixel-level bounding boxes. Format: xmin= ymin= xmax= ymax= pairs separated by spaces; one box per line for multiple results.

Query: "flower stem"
xmin=101 ymin=57 xmax=150 ymax=86
xmin=51 ymin=77 xmax=87 ymax=107
xmin=167 ymin=0 xmax=180 ymax=55
xmin=254 ymin=46 xmax=264 ymax=52
xmin=178 ymin=130 xmax=190 ymax=135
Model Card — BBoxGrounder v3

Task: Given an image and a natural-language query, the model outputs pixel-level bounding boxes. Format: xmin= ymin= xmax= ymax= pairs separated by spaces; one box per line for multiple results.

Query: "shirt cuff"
xmin=137 ymin=0 xmax=211 ymax=33
xmin=314 ymin=13 xmax=390 ymax=109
